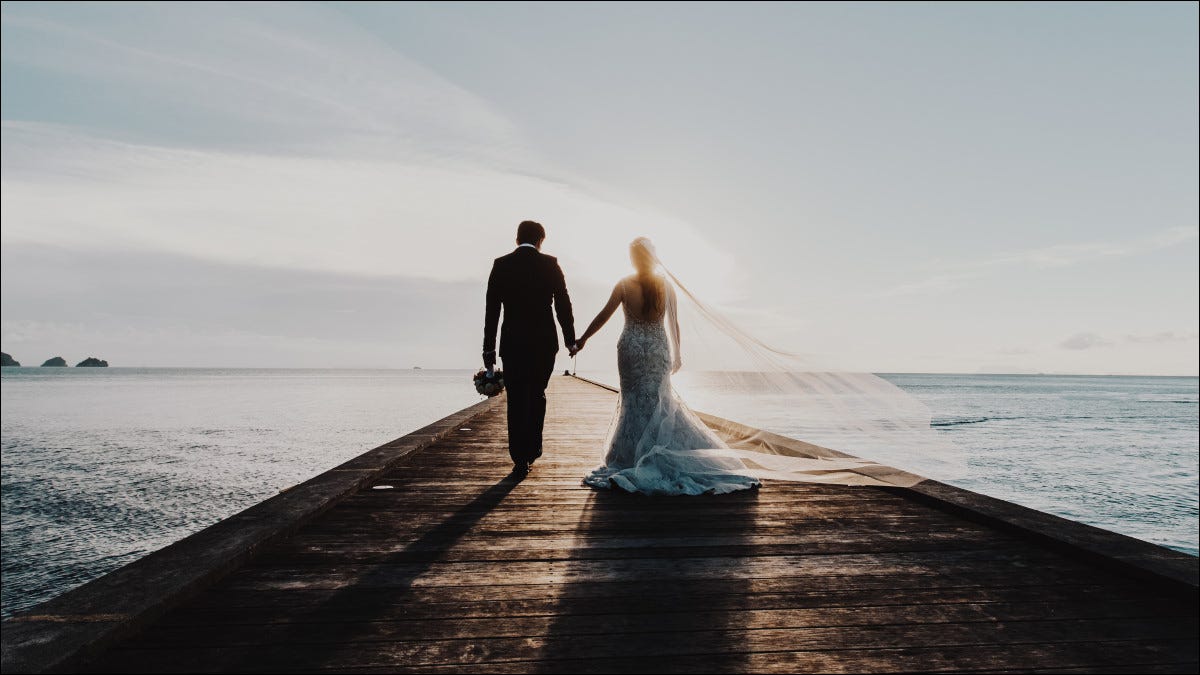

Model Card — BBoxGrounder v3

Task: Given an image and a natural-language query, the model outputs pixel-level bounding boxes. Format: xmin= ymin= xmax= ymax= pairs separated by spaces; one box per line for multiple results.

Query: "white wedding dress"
xmin=582 ymin=278 xmax=762 ymax=496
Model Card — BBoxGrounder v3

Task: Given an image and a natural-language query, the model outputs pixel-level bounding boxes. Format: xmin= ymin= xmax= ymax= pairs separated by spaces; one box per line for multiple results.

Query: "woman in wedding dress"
xmin=574 ymin=237 xmax=762 ymax=496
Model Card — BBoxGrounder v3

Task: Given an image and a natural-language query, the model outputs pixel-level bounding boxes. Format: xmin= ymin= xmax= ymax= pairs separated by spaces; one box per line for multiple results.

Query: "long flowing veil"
xmin=624 ymin=237 xmax=963 ymax=488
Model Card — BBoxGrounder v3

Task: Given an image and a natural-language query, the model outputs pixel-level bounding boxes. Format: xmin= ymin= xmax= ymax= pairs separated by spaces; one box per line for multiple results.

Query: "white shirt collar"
xmin=518 ymin=243 xmax=538 ymax=249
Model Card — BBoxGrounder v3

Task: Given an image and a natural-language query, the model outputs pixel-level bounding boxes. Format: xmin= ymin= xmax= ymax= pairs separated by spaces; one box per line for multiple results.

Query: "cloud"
xmin=995 ymin=347 xmax=1034 ymax=356
xmin=988 ymin=226 xmax=1198 ymax=269
xmin=878 ymin=225 xmax=1200 ymax=298
xmin=1 ymin=122 xmax=735 ymax=300
xmin=974 ymin=364 xmax=1041 ymax=375
xmin=0 ymin=2 xmax=524 ymax=161
xmin=0 ymin=0 xmax=739 ymax=298
xmin=0 ymin=2 xmax=771 ymax=369
xmin=0 ymin=243 xmax=739 ymax=370
xmin=0 ymin=243 xmax=493 ymax=368
xmin=876 ymin=273 xmax=974 ymax=298
xmin=1124 ymin=331 xmax=1200 ymax=344
xmin=1059 ymin=332 xmax=1113 ymax=350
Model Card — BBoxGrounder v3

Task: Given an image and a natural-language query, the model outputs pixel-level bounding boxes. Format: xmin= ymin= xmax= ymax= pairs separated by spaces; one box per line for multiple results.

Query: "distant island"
xmin=76 ymin=357 xmax=110 ymax=368
xmin=41 ymin=356 xmax=68 ymax=367
xmin=1 ymin=352 xmax=19 ymax=367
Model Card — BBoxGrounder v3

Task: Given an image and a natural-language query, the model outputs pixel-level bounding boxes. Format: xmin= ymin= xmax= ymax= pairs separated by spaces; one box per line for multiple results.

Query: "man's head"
xmin=516 ymin=220 xmax=546 ymax=248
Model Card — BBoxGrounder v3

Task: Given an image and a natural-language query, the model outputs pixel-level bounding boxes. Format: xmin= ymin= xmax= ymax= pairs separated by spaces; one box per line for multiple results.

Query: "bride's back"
xmin=621 ymin=274 xmax=667 ymax=324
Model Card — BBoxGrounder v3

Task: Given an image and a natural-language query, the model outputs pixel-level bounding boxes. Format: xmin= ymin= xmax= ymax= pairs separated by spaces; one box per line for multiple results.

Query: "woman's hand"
xmin=671 ymin=355 xmax=682 ymax=374
xmin=570 ymin=337 xmax=587 ymax=356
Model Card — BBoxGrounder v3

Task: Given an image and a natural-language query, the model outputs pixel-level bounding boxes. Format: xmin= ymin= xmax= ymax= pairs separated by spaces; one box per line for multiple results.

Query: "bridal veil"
xmin=606 ymin=237 xmax=964 ymax=489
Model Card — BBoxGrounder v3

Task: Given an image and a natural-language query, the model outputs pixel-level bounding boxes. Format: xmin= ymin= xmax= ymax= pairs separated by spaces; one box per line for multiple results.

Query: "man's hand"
xmin=482 ymin=350 xmax=497 ymax=371
xmin=568 ymin=338 xmax=586 ymax=357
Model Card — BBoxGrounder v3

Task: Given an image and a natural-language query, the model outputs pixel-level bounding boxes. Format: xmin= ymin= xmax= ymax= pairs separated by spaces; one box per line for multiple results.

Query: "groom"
xmin=483 ymin=220 xmax=577 ymax=475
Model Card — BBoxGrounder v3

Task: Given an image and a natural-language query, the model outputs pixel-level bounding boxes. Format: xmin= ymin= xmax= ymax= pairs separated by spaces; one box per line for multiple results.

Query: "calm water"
xmin=670 ymin=371 xmax=1198 ymax=559
xmin=0 ymin=368 xmax=481 ymax=618
xmin=1 ymin=368 xmax=1197 ymax=617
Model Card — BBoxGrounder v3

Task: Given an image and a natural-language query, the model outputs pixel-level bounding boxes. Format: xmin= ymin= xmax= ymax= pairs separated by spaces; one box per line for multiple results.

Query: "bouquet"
xmin=473 ymin=369 xmax=505 ymax=397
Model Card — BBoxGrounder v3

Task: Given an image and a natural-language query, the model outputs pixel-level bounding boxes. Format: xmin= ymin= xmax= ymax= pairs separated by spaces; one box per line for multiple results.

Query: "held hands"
xmin=568 ymin=338 xmax=587 ymax=358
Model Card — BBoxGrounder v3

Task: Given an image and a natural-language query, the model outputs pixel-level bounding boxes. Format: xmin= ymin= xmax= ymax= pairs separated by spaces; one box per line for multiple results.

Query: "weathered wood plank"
xmin=92 ymin=626 xmax=1199 ymax=672
xmin=124 ymin=600 xmax=1198 ymax=648
xmin=280 ymin=644 xmax=1200 ymax=675
xmin=158 ymin=583 xmax=1156 ymax=625
xmin=245 ymin=531 xmax=1026 ymax=565
xmin=220 ymin=548 xmax=1101 ymax=592
xmin=65 ymin=375 xmax=1199 ymax=674
xmin=175 ymin=574 xmax=1146 ymax=613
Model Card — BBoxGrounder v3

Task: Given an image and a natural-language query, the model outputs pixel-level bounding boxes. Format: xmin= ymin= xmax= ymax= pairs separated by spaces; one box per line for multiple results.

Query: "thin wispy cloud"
xmin=0 ymin=3 xmax=523 ymax=160
xmin=878 ymin=226 xmax=1199 ymax=298
xmin=1060 ymin=332 xmax=1114 ymax=351
xmin=0 ymin=121 xmax=733 ymax=294
xmin=1125 ymin=331 xmax=1200 ymax=344
xmin=996 ymin=347 xmax=1034 ymax=356
xmin=2 ymin=2 xmax=1196 ymax=373
xmin=0 ymin=2 xmax=737 ymax=295
xmin=1056 ymin=331 xmax=1200 ymax=352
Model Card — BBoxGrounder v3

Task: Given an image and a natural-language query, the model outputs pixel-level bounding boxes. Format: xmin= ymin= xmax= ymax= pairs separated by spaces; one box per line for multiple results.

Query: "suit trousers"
xmin=501 ymin=351 xmax=557 ymax=464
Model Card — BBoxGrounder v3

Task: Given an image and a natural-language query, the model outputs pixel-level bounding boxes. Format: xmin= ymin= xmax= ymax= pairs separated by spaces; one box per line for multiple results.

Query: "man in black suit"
xmin=483 ymin=220 xmax=577 ymax=475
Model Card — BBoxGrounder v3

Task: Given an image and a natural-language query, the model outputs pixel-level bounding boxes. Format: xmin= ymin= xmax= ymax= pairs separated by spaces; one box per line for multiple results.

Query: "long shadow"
xmin=262 ymin=468 xmax=526 ymax=670
xmin=533 ymin=487 xmax=760 ymax=673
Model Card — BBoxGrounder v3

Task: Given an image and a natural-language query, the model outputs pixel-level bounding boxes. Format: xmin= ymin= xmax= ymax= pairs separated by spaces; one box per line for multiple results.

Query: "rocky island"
xmin=1 ymin=352 xmax=20 ymax=367
xmin=76 ymin=357 xmax=110 ymax=367
xmin=41 ymin=356 xmax=68 ymax=367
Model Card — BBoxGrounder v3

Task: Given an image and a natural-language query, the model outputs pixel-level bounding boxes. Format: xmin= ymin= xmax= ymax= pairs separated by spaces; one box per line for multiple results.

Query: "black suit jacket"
xmin=483 ymin=247 xmax=576 ymax=360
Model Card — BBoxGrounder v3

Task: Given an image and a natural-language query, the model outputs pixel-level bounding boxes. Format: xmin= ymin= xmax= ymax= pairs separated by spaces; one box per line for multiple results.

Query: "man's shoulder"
xmin=494 ymin=249 xmax=559 ymax=268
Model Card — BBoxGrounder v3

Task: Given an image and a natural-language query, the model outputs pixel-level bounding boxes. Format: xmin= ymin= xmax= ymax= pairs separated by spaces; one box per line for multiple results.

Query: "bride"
xmin=573 ymin=237 xmax=762 ymax=496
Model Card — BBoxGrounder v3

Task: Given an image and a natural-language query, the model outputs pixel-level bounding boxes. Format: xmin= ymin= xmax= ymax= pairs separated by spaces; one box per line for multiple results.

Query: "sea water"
xmin=0 ymin=368 xmax=480 ymax=618
xmin=1 ymin=368 xmax=1196 ymax=617
xmin=673 ymin=372 xmax=1198 ymax=560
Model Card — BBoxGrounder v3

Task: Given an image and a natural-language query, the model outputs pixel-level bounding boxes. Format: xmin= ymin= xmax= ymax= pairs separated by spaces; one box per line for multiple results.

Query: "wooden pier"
xmin=3 ymin=375 xmax=1197 ymax=673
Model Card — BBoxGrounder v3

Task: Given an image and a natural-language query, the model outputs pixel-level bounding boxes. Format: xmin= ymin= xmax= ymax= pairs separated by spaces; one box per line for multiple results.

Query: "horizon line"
xmin=1 ymin=365 xmax=1197 ymax=378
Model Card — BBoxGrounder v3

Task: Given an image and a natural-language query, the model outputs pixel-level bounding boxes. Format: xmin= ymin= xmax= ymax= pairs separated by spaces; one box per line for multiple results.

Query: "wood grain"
xmin=78 ymin=376 xmax=1198 ymax=673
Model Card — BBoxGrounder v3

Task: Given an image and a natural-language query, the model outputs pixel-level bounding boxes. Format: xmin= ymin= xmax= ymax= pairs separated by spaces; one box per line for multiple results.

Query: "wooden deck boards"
xmin=79 ymin=376 xmax=1198 ymax=673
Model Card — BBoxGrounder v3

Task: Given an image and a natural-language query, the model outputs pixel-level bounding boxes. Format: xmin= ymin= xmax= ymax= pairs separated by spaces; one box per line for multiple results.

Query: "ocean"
xmin=1 ymin=367 xmax=1196 ymax=618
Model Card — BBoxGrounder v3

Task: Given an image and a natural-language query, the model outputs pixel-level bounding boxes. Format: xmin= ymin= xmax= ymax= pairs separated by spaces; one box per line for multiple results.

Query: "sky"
xmin=1 ymin=1 xmax=1197 ymax=374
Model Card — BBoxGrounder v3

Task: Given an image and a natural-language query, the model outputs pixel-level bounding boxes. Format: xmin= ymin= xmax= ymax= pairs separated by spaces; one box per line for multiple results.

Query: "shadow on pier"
xmin=3 ymin=375 xmax=1190 ymax=674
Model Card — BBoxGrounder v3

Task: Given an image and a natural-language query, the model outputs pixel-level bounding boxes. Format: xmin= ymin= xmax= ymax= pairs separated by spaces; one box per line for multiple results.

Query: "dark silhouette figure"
xmin=483 ymin=220 xmax=576 ymax=473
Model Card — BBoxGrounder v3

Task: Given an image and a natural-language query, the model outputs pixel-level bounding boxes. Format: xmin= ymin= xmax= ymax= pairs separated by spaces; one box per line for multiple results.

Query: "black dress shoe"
xmin=512 ymin=461 xmax=530 ymax=476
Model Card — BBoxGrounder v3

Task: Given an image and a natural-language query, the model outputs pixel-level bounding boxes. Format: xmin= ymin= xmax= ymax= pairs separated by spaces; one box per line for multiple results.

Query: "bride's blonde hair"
xmin=629 ymin=237 xmax=663 ymax=320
